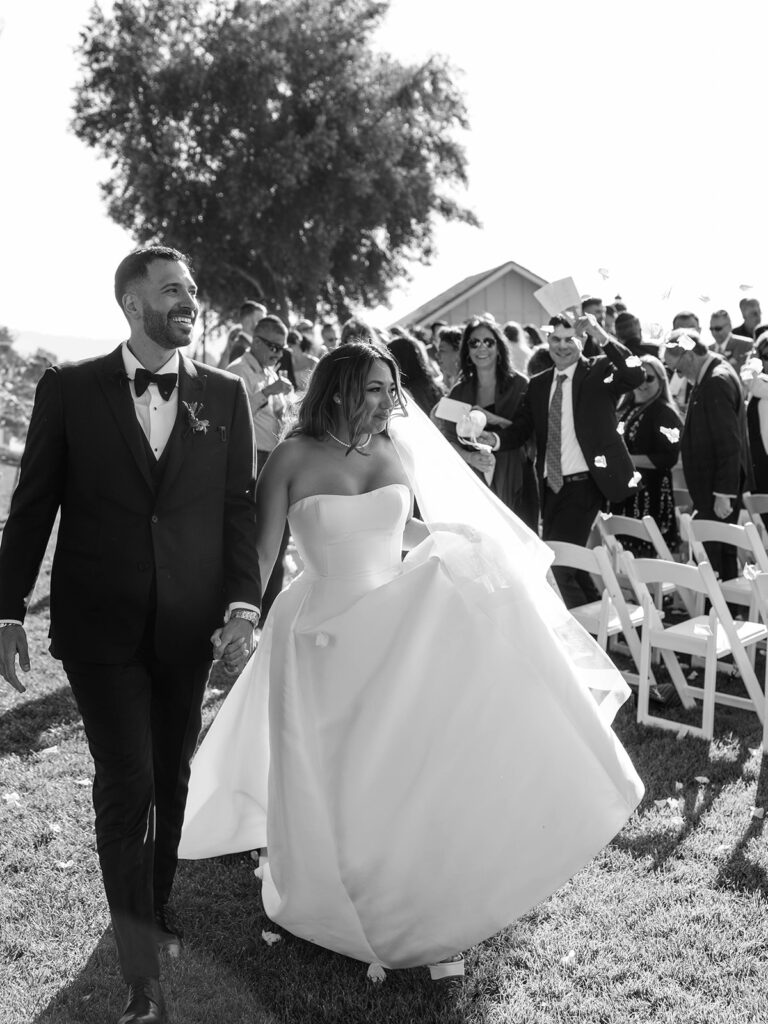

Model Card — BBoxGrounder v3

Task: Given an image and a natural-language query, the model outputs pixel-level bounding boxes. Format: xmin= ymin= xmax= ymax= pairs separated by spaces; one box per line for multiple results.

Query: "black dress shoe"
xmin=154 ymin=905 xmax=183 ymax=957
xmin=117 ymin=977 xmax=165 ymax=1024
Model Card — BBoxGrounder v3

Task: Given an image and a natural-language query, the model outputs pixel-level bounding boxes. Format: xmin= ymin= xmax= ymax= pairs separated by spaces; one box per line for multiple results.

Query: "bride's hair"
xmin=284 ymin=341 xmax=406 ymax=453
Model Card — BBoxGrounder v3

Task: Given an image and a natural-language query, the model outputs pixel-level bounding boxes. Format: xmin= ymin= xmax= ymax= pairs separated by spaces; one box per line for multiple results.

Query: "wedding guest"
xmin=480 ymin=313 xmax=643 ymax=607
xmin=664 ymin=328 xmax=750 ymax=581
xmin=610 ymin=355 xmax=683 ymax=553
xmin=734 ymin=297 xmax=762 ymax=340
xmin=388 ymin=335 xmax=443 ymax=415
xmin=614 ymin=312 xmax=658 ymax=357
xmin=218 ymin=300 xmax=266 ymax=368
xmin=526 ymin=346 xmax=554 ymax=376
xmin=524 ymin=323 xmax=545 ymax=348
xmin=321 ymin=320 xmax=340 ymax=351
xmin=741 ymin=325 xmax=768 ymax=492
xmin=0 ymin=246 xmax=261 ymax=1024
xmin=341 ymin=316 xmax=379 ymax=346
xmin=502 ymin=320 xmax=533 ymax=374
xmin=709 ymin=309 xmax=753 ymax=371
xmin=435 ymin=325 xmax=462 ymax=391
xmin=436 ymin=316 xmax=538 ymax=531
xmin=291 ymin=332 xmax=320 ymax=392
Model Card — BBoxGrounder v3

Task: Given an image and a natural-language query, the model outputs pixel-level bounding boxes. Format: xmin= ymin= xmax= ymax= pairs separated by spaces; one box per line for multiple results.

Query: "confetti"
xmin=739 ymin=284 xmax=754 ymax=292
xmin=207 ymin=687 xmax=223 ymax=697
xmin=750 ymin=807 xmax=765 ymax=820
xmin=261 ymin=930 xmax=282 ymax=945
xmin=694 ymin=776 xmax=710 ymax=785
xmin=715 ymin=844 xmax=730 ymax=854
xmin=560 ymin=949 xmax=577 ymax=966
xmin=629 ymin=471 xmax=642 ymax=488
xmin=688 ymin=671 xmax=698 ymax=680
xmin=74 ymin=779 xmax=91 ymax=787
xmin=39 ymin=745 xmax=59 ymax=756
xmin=2 ymin=792 xmax=21 ymax=805
xmin=55 ymin=860 xmax=74 ymax=870
xmin=49 ymin=823 xmax=62 ymax=834
xmin=748 ymin=747 xmax=764 ymax=757
xmin=659 ymin=426 xmax=680 ymax=443
xmin=315 ymin=632 xmax=329 ymax=648
xmin=694 ymin=623 xmax=712 ymax=637
xmin=598 ymin=268 xmax=611 ymax=280
xmin=616 ymin=421 xmax=625 ymax=435
xmin=674 ymin=781 xmax=684 ymax=792
xmin=594 ymin=455 xmax=607 ymax=469
xmin=677 ymin=727 xmax=689 ymax=740
xmin=603 ymin=373 xmax=615 ymax=384
xmin=626 ymin=356 xmax=642 ymax=367
xmin=367 ymin=963 xmax=387 ymax=983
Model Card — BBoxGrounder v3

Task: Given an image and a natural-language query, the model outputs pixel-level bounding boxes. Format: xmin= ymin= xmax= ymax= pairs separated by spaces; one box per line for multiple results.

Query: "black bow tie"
xmin=133 ymin=368 xmax=177 ymax=401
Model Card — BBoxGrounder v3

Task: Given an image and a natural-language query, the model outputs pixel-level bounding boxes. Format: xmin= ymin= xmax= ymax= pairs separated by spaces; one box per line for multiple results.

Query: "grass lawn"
xmin=2 ymin=537 xmax=767 ymax=1023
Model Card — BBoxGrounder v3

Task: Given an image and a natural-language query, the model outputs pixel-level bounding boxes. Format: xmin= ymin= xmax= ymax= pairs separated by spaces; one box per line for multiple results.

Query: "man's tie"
xmin=546 ymin=373 xmax=567 ymax=493
xmin=133 ymin=368 xmax=178 ymax=401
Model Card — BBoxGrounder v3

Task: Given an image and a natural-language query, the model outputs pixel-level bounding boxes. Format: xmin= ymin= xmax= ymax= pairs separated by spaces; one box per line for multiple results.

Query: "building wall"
xmin=433 ymin=271 xmax=546 ymax=327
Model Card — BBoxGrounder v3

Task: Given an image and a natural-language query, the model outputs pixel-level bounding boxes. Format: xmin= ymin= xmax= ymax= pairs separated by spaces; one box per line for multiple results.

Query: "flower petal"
xmin=367 ymin=963 xmax=387 ymax=984
xmin=594 ymin=455 xmax=607 ymax=468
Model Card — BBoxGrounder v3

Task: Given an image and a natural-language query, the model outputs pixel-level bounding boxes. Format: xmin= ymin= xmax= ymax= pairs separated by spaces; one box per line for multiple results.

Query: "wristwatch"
xmin=229 ymin=608 xmax=260 ymax=626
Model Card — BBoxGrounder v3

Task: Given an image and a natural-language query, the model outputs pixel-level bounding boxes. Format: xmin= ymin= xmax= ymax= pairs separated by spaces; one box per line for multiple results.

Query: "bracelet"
xmin=229 ymin=609 xmax=260 ymax=625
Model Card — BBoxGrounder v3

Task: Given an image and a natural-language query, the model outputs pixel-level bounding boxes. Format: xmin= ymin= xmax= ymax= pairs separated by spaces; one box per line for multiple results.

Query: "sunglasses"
xmin=641 ymin=372 xmax=658 ymax=383
xmin=710 ymin=325 xmax=727 ymax=332
xmin=468 ymin=337 xmax=496 ymax=349
xmin=255 ymin=336 xmax=286 ymax=354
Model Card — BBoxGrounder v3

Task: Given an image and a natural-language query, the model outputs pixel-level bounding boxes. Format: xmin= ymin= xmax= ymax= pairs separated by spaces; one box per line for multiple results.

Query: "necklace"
xmin=325 ymin=428 xmax=372 ymax=450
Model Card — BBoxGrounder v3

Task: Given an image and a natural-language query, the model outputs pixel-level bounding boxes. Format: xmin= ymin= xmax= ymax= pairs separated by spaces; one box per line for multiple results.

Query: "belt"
xmin=562 ymin=472 xmax=590 ymax=483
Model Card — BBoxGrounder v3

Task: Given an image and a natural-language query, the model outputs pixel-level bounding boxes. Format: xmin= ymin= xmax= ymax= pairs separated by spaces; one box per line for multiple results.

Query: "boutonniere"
xmin=183 ymin=401 xmax=209 ymax=435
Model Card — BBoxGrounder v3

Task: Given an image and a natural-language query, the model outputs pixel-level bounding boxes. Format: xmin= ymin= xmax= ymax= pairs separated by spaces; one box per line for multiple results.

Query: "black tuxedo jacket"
xmin=0 ymin=346 xmax=261 ymax=664
xmin=494 ymin=340 xmax=644 ymax=504
xmin=681 ymin=355 xmax=751 ymax=513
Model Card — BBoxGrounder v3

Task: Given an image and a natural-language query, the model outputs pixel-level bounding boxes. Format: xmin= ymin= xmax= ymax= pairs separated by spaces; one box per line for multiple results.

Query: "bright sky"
xmin=2 ymin=0 xmax=768 ymax=360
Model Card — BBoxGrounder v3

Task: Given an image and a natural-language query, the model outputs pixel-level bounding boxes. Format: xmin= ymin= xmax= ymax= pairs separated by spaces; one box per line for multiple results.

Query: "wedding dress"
xmin=179 ymin=475 xmax=644 ymax=970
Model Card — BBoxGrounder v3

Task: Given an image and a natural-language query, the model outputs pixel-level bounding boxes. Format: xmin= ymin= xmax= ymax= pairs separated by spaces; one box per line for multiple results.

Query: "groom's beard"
xmin=142 ymin=302 xmax=195 ymax=351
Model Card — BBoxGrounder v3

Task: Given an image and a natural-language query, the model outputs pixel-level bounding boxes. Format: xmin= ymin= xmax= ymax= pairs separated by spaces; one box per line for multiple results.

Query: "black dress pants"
xmin=693 ymin=502 xmax=740 ymax=583
xmin=65 ymin=651 xmax=210 ymax=980
xmin=542 ymin=476 xmax=603 ymax=609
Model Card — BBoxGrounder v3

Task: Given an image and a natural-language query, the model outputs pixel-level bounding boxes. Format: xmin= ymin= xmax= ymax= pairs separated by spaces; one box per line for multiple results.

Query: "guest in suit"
xmin=740 ymin=326 xmax=768 ymax=492
xmin=734 ymin=297 xmax=762 ymax=340
xmin=480 ymin=313 xmax=644 ymax=607
xmin=0 ymin=247 xmax=261 ymax=1024
xmin=664 ymin=328 xmax=751 ymax=581
xmin=437 ymin=316 xmax=538 ymax=531
xmin=708 ymin=309 xmax=753 ymax=372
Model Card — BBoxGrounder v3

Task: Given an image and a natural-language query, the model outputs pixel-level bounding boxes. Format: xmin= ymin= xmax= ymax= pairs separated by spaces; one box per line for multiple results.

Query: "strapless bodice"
xmin=287 ymin=483 xmax=410 ymax=579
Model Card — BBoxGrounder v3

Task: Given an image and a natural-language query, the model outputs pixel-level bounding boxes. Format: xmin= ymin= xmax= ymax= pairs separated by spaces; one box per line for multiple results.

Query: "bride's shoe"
xmin=252 ymin=847 xmax=268 ymax=880
xmin=428 ymin=955 xmax=464 ymax=981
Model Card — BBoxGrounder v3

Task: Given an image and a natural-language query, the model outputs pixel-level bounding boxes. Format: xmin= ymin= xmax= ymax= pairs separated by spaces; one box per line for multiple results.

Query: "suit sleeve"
xmin=0 ymin=368 xmax=65 ymax=621
xmin=221 ymin=377 xmax=262 ymax=609
xmin=493 ymin=386 xmax=536 ymax=451
xmin=707 ymin=376 xmax=744 ymax=495
xmin=600 ymin=340 xmax=645 ymax=395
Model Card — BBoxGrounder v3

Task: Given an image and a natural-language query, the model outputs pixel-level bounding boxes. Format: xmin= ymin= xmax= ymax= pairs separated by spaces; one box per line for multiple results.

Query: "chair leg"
xmin=637 ymin=626 xmax=652 ymax=725
xmin=702 ymin=636 xmax=717 ymax=740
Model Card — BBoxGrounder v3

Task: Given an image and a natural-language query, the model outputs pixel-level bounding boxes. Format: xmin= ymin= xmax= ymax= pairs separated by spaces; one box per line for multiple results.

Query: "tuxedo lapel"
xmin=159 ymin=356 xmax=207 ymax=497
xmin=95 ymin=346 xmax=154 ymax=493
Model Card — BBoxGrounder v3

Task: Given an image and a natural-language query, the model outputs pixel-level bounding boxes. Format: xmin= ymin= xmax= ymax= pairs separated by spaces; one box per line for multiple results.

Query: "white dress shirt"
xmin=122 ymin=343 xmax=179 ymax=459
xmin=546 ymin=362 xmax=588 ymax=478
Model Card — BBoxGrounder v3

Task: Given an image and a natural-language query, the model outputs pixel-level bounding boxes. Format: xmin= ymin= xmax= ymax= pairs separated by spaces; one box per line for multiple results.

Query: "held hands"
xmin=0 ymin=624 xmax=31 ymax=693
xmin=211 ymin=616 xmax=258 ymax=676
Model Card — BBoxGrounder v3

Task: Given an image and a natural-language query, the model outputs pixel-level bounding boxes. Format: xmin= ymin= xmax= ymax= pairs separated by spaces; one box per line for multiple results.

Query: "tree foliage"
xmin=72 ymin=0 xmax=478 ymax=320
xmin=0 ymin=328 xmax=54 ymax=446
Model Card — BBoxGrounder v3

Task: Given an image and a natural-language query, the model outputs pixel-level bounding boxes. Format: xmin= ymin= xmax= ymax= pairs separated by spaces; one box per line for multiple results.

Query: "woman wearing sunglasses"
xmin=741 ymin=325 xmax=768 ymax=493
xmin=610 ymin=354 xmax=682 ymax=553
xmin=436 ymin=316 xmax=538 ymax=530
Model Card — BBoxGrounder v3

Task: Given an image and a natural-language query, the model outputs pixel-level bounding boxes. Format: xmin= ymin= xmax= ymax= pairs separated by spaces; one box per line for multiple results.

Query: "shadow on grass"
xmin=611 ymin=703 xmax=761 ymax=874
xmin=28 ymin=861 xmax=472 ymax=1024
xmin=0 ymin=684 xmax=81 ymax=758
xmin=713 ymin=751 xmax=768 ymax=896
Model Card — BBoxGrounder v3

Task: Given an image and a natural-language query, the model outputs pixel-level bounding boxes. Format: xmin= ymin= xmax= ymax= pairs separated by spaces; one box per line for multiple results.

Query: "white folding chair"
xmin=743 ymin=493 xmax=768 ymax=547
xmin=546 ymin=540 xmax=652 ymax=686
xmin=597 ymin=513 xmax=697 ymax=617
xmin=621 ymin=552 xmax=768 ymax=741
xmin=679 ymin=513 xmax=768 ymax=619
xmin=744 ymin=569 xmax=768 ymax=751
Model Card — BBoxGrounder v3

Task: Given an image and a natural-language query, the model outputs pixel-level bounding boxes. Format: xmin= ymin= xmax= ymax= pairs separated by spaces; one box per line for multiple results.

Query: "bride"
xmin=179 ymin=340 xmax=644 ymax=979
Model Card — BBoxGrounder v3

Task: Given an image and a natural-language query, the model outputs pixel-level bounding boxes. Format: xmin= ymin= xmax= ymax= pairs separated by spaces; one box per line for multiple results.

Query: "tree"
xmin=0 ymin=327 xmax=54 ymax=448
xmin=72 ymin=0 xmax=478 ymax=321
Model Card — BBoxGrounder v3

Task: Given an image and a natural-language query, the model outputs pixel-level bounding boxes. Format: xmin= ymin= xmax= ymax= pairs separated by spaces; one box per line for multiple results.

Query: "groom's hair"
xmin=114 ymin=245 xmax=191 ymax=305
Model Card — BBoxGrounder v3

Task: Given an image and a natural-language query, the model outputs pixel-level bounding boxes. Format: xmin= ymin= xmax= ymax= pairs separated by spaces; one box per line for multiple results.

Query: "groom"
xmin=0 ymin=246 xmax=261 ymax=1024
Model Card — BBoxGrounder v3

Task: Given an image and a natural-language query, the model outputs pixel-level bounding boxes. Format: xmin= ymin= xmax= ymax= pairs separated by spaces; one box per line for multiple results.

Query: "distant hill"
xmin=12 ymin=329 xmax=121 ymax=363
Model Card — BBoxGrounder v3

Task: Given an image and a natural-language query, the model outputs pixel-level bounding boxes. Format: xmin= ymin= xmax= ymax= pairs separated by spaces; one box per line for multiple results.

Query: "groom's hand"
xmin=211 ymin=617 xmax=256 ymax=675
xmin=0 ymin=625 xmax=31 ymax=693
